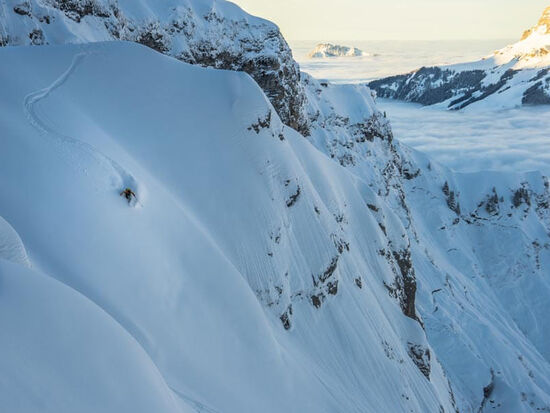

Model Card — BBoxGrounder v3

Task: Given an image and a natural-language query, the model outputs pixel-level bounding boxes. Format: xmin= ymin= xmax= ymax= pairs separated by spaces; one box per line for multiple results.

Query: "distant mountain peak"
xmin=308 ymin=43 xmax=364 ymax=58
xmin=493 ymin=5 xmax=550 ymax=69
xmin=521 ymin=5 xmax=550 ymax=40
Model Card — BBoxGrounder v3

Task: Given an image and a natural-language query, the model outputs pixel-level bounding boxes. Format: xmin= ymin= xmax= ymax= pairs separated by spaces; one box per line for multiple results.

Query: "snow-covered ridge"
xmin=369 ymin=5 xmax=550 ymax=109
xmin=521 ymin=6 xmax=550 ymax=41
xmin=308 ymin=43 xmax=364 ymax=58
xmin=0 ymin=0 xmax=309 ymax=134
xmin=0 ymin=0 xmax=391 ymax=138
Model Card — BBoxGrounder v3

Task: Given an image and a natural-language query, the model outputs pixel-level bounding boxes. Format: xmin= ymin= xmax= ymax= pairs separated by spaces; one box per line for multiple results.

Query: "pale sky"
xmin=231 ymin=0 xmax=549 ymax=41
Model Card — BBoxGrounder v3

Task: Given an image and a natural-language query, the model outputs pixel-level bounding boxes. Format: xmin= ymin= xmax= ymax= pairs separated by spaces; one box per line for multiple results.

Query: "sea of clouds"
xmin=378 ymin=100 xmax=550 ymax=174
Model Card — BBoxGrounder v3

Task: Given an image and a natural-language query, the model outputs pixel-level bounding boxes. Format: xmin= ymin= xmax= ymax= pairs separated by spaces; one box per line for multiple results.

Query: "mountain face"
xmin=1 ymin=1 xmax=550 ymax=413
xmin=369 ymin=6 xmax=550 ymax=109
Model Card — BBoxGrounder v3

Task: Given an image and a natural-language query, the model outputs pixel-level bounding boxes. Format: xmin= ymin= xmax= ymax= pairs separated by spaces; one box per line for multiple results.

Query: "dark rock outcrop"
xmin=407 ymin=342 xmax=431 ymax=380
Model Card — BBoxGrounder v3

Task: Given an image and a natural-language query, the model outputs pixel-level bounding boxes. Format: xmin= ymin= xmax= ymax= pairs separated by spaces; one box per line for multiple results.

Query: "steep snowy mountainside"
xmin=399 ymin=151 xmax=550 ymax=412
xmin=0 ymin=0 xmax=308 ymax=133
xmin=0 ymin=42 xmax=460 ymax=413
xmin=2 ymin=39 xmax=550 ymax=413
xmin=369 ymin=6 xmax=550 ymax=109
xmin=298 ymin=66 xmax=550 ymax=412
xmin=308 ymin=43 xmax=364 ymax=58
xmin=2 ymin=1 xmax=550 ymax=411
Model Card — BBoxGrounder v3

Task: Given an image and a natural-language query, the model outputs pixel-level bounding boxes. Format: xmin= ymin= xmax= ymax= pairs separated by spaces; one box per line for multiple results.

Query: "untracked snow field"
xmin=378 ymin=99 xmax=550 ymax=174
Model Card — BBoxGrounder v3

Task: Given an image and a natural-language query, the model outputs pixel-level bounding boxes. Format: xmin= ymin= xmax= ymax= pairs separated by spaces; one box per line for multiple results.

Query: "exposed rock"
xmin=311 ymin=294 xmax=323 ymax=309
xmin=383 ymin=248 xmax=418 ymax=322
xmin=286 ymin=186 xmax=301 ymax=207
xmin=248 ymin=111 xmax=272 ymax=134
xmin=136 ymin=25 xmax=169 ymax=53
xmin=55 ymin=0 xmax=110 ymax=22
xmin=28 ymin=28 xmax=45 ymax=45
xmin=327 ymin=280 xmax=338 ymax=296
xmin=352 ymin=112 xmax=394 ymax=143
xmin=280 ymin=305 xmax=292 ymax=330
xmin=479 ymin=369 xmax=496 ymax=412
xmin=13 ymin=2 xmax=31 ymax=16
xmin=317 ymin=256 xmax=339 ymax=285
xmin=407 ymin=342 xmax=431 ymax=380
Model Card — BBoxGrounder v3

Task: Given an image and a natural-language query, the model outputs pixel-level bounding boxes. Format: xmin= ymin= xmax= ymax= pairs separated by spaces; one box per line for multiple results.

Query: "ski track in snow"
xmin=23 ymin=52 xmax=140 ymax=202
xmin=169 ymin=386 xmax=220 ymax=413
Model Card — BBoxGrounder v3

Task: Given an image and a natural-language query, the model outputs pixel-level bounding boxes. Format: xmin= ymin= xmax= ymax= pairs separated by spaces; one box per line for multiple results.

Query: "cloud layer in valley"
xmin=379 ymin=99 xmax=550 ymax=174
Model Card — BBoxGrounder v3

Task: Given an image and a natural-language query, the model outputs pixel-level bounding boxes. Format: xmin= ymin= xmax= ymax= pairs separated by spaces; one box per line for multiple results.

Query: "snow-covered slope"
xmin=0 ymin=259 xmax=187 ymax=413
xmin=369 ymin=6 xmax=550 ymax=109
xmin=308 ymin=43 xmax=364 ymax=58
xmin=0 ymin=42 xmax=459 ymax=413
xmin=2 ymin=39 xmax=550 ymax=413
xmin=2 ymin=1 xmax=550 ymax=412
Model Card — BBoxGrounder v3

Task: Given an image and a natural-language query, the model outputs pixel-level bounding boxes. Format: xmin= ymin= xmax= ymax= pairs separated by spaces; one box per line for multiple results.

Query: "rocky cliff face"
xmin=369 ymin=5 xmax=550 ymax=109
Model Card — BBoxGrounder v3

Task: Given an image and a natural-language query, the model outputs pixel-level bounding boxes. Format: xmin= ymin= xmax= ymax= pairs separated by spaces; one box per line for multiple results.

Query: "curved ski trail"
xmin=23 ymin=52 xmax=141 ymax=204
xmin=169 ymin=386 xmax=220 ymax=413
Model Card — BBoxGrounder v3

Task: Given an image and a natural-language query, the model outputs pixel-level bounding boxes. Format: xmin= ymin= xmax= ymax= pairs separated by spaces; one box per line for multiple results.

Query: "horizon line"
xmin=286 ymin=37 xmax=517 ymax=43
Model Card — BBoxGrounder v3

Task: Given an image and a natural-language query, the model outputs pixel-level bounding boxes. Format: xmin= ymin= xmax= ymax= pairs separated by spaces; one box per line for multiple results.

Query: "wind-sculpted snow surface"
xmin=369 ymin=6 xmax=550 ymax=109
xmin=2 ymin=41 xmax=550 ymax=413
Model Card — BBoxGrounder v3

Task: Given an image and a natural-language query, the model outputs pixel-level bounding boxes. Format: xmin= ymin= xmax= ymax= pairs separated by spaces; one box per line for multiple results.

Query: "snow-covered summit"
xmin=521 ymin=6 xmax=550 ymax=40
xmin=308 ymin=43 xmax=364 ymax=58
xmin=493 ymin=5 xmax=550 ymax=69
